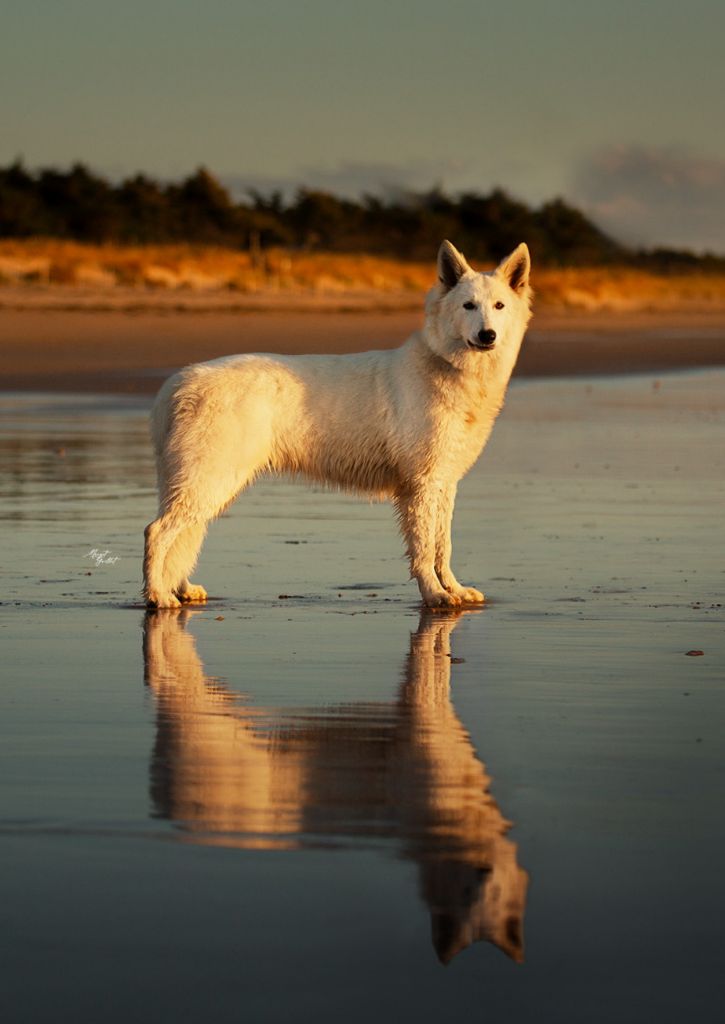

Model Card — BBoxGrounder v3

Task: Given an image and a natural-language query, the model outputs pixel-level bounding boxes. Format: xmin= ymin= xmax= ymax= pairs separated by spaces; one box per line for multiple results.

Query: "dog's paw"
xmin=178 ymin=583 xmax=208 ymax=603
xmin=454 ymin=586 xmax=485 ymax=604
xmin=145 ymin=590 xmax=182 ymax=610
xmin=425 ymin=589 xmax=463 ymax=609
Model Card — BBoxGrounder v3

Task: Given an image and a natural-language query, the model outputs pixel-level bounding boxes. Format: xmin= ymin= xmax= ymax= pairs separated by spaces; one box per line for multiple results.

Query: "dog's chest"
xmin=430 ymin=379 xmax=501 ymax=474
xmin=457 ymin=407 xmax=492 ymax=458
xmin=463 ymin=390 xmax=499 ymax=434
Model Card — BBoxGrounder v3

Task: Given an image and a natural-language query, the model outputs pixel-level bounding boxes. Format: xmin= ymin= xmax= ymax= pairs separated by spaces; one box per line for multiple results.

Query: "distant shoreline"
xmin=1 ymin=304 xmax=724 ymax=393
xmin=0 ymin=284 xmax=423 ymax=315
xmin=3 ymin=284 xmax=725 ymax=317
xmin=3 ymin=239 xmax=725 ymax=315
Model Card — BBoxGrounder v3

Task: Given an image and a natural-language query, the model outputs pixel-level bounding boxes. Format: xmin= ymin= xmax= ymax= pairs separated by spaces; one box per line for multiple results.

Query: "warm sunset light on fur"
xmin=143 ymin=242 xmax=532 ymax=608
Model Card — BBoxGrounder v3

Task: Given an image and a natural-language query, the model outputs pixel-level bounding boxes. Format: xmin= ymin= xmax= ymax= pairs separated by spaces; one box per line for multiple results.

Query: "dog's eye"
xmin=462 ymin=301 xmax=476 ymax=310
xmin=494 ymin=301 xmax=505 ymax=310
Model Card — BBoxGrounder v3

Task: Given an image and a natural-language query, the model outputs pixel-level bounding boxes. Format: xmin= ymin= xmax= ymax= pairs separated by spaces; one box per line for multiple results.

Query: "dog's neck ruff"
xmin=418 ymin=341 xmax=463 ymax=377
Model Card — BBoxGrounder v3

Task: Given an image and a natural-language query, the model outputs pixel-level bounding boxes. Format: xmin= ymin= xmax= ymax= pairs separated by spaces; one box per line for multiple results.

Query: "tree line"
xmin=0 ymin=160 xmax=721 ymax=270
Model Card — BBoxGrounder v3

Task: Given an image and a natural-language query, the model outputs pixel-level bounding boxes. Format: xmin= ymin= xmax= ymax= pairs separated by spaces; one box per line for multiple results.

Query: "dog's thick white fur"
xmin=143 ymin=240 xmax=532 ymax=608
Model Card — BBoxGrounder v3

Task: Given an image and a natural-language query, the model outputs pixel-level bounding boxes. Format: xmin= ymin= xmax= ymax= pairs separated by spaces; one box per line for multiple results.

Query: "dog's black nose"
xmin=478 ymin=329 xmax=497 ymax=344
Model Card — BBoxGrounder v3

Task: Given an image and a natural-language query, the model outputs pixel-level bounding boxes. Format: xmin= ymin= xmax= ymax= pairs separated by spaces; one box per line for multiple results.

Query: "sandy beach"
xmin=1 ymin=349 xmax=724 ymax=1021
xmin=1 ymin=302 xmax=725 ymax=391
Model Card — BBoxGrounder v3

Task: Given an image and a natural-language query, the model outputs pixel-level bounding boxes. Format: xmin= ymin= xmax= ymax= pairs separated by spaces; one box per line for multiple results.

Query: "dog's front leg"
xmin=394 ymin=485 xmax=462 ymax=608
xmin=434 ymin=484 xmax=485 ymax=604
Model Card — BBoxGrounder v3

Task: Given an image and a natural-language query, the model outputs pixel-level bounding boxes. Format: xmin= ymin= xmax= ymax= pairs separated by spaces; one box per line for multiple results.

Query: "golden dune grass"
xmin=1 ymin=238 xmax=725 ymax=311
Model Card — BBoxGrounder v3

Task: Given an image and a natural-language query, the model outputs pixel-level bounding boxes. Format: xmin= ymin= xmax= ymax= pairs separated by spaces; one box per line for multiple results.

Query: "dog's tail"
xmin=150 ymin=374 xmax=179 ymax=460
xmin=150 ymin=369 xmax=207 ymax=460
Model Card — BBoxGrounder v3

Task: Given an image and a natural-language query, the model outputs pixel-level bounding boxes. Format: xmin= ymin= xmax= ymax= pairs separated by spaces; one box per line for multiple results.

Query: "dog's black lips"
xmin=467 ymin=339 xmax=496 ymax=351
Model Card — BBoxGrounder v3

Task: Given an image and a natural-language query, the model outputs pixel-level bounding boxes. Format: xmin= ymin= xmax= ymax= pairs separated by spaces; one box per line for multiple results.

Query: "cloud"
xmin=222 ymin=158 xmax=472 ymax=203
xmin=572 ymin=146 xmax=725 ymax=254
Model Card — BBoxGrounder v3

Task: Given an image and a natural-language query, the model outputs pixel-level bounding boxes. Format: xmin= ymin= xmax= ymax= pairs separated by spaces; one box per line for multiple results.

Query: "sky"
xmin=2 ymin=0 xmax=724 ymax=251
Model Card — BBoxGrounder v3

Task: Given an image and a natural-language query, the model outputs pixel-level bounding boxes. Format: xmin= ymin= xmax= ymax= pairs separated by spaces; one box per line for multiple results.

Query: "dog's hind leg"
xmin=144 ymin=478 xmax=230 ymax=609
xmin=144 ymin=380 xmax=279 ymax=607
xmin=164 ymin=522 xmax=209 ymax=603
xmin=394 ymin=484 xmax=462 ymax=608
xmin=144 ymin=509 xmax=199 ymax=609
xmin=144 ymin=444 xmax=271 ymax=608
xmin=434 ymin=484 xmax=484 ymax=604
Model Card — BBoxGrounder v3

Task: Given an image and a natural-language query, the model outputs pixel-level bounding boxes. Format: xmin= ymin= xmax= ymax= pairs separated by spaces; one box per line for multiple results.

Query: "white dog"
xmin=143 ymin=240 xmax=532 ymax=608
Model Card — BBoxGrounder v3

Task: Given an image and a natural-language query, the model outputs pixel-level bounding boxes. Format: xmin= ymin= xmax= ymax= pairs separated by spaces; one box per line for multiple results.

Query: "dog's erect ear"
xmin=437 ymin=240 xmax=471 ymax=290
xmin=497 ymin=243 xmax=531 ymax=293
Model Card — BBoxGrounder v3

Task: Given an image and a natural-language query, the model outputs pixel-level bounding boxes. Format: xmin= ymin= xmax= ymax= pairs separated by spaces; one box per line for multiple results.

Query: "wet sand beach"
xmin=1 ymin=351 xmax=724 ymax=1021
xmin=1 ymin=305 xmax=725 ymax=391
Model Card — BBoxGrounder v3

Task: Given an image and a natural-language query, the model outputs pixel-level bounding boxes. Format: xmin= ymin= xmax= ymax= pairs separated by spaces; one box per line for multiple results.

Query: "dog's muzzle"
xmin=467 ymin=329 xmax=497 ymax=351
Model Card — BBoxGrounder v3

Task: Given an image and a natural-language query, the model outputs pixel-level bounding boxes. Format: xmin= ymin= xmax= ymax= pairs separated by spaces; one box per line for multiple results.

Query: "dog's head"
xmin=424 ymin=240 xmax=532 ymax=367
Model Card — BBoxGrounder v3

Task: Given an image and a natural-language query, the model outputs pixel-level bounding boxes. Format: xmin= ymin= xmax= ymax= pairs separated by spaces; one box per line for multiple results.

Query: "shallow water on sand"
xmin=1 ymin=372 xmax=724 ymax=1023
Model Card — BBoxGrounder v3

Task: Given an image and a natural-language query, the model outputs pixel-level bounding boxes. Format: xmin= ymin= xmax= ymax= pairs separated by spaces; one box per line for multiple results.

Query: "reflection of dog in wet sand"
xmin=144 ymin=609 xmax=528 ymax=964
xmin=143 ymin=241 xmax=532 ymax=607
